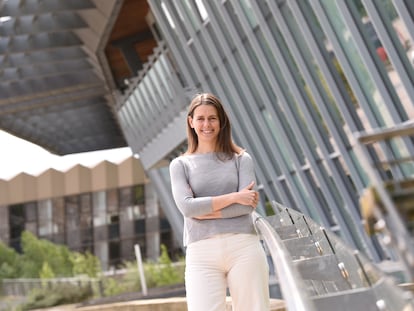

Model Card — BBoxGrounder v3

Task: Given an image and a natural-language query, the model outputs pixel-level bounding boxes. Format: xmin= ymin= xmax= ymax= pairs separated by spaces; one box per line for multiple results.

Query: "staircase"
xmin=254 ymin=201 xmax=414 ymax=311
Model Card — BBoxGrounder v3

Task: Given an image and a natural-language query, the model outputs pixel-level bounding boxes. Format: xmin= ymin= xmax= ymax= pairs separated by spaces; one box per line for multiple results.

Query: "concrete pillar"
xmin=0 ymin=205 xmax=10 ymax=244
xmin=119 ymin=187 xmax=136 ymax=261
xmin=145 ymin=182 xmax=160 ymax=260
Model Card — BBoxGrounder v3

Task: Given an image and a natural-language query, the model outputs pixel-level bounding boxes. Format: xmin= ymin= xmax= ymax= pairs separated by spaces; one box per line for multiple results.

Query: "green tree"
xmin=70 ymin=251 xmax=101 ymax=278
xmin=0 ymin=241 xmax=21 ymax=279
xmin=146 ymin=244 xmax=182 ymax=287
xmin=39 ymin=262 xmax=55 ymax=279
xmin=20 ymin=231 xmax=73 ymax=277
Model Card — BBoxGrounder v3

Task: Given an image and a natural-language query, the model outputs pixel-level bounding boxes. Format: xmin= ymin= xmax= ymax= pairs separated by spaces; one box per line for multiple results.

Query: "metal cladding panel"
xmin=139 ymin=0 xmax=414 ymax=260
xmin=37 ymin=169 xmax=65 ymax=200
xmin=0 ymin=156 xmax=144 ymax=205
xmin=7 ymin=173 xmax=37 ymax=204
xmin=64 ymin=164 xmax=92 ymax=195
xmin=117 ymin=156 xmax=147 ymax=187
xmin=90 ymin=160 xmax=119 ymax=191
xmin=0 ymin=179 xmax=9 ymax=205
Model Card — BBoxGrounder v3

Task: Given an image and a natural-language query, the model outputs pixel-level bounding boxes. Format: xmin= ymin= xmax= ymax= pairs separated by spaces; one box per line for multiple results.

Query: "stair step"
xmin=283 ymin=236 xmax=333 ymax=260
xmin=274 ymin=225 xmax=303 ymax=240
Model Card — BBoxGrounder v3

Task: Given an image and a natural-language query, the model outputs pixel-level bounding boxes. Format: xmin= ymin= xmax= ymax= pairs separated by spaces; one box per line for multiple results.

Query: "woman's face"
xmin=189 ymin=104 xmax=220 ymax=144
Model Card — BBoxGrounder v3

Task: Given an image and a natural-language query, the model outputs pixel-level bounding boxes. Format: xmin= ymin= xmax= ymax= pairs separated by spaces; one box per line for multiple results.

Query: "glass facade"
xmin=3 ymin=184 xmax=177 ymax=270
xmin=117 ymin=0 xmax=414 ymax=265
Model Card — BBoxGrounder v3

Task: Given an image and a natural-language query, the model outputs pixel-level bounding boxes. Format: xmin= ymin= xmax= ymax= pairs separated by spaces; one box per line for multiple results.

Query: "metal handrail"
xmin=253 ymin=211 xmax=317 ymax=311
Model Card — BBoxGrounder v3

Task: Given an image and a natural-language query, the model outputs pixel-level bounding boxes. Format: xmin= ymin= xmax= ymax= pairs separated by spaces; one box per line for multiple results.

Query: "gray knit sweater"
xmin=169 ymin=151 xmax=257 ymax=246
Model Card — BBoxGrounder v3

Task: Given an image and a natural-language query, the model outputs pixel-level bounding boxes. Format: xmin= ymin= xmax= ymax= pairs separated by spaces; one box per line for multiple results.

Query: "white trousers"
xmin=185 ymin=233 xmax=270 ymax=311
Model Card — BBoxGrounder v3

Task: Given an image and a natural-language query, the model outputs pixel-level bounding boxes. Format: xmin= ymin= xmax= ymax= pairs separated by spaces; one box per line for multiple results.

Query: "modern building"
xmin=0 ymin=157 xmax=178 ymax=270
xmin=0 ymin=0 xmax=413 ymax=275
xmin=117 ymin=0 xmax=414 ymax=268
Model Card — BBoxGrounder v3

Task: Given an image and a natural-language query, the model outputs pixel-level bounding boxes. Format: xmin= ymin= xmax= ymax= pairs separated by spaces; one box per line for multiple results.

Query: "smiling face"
xmin=188 ymin=104 xmax=220 ymax=149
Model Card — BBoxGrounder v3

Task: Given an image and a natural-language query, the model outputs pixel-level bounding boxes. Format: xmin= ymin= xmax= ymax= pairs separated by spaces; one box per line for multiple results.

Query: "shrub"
xmin=145 ymin=245 xmax=184 ymax=287
xmin=19 ymin=283 xmax=93 ymax=311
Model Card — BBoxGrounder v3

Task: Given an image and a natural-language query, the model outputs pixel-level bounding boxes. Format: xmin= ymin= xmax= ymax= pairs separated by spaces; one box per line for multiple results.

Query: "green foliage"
xmin=0 ymin=231 xmax=101 ymax=281
xmin=39 ymin=262 xmax=55 ymax=280
xmin=101 ymin=277 xmax=131 ymax=297
xmin=20 ymin=231 xmax=73 ymax=278
xmin=100 ymin=244 xmax=185 ymax=297
xmin=265 ymin=201 xmax=275 ymax=216
xmin=70 ymin=251 xmax=101 ymax=278
xmin=144 ymin=244 xmax=184 ymax=287
xmin=19 ymin=283 xmax=93 ymax=311
xmin=0 ymin=242 xmax=21 ymax=279
xmin=119 ymin=261 xmax=142 ymax=292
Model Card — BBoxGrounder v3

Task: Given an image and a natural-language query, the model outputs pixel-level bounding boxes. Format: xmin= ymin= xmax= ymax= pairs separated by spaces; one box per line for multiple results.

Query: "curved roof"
xmin=0 ymin=0 xmax=155 ymax=155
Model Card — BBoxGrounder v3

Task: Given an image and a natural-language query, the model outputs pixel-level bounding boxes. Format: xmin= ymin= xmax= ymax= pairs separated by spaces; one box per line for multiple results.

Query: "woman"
xmin=169 ymin=93 xmax=270 ymax=311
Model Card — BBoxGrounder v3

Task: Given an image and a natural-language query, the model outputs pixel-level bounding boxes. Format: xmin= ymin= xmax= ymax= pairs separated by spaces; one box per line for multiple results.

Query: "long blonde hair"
xmin=186 ymin=93 xmax=242 ymax=158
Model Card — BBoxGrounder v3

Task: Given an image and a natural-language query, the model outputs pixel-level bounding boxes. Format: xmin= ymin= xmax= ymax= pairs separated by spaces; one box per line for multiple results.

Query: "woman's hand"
xmin=237 ymin=181 xmax=259 ymax=208
xmin=195 ymin=181 xmax=259 ymax=220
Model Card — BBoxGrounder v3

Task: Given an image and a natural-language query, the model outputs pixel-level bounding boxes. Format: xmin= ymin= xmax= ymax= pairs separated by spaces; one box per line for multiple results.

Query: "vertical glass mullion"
xmin=125 ymin=99 xmax=142 ymax=146
xmin=293 ymin=0 xmax=367 ymax=192
xmin=362 ymin=0 xmax=414 ymax=109
xmin=133 ymin=87 xmax=153 ymax=143
xmin=266 ymin=1 xmax=333 ymax=155
xmin=151 ymin=58 xmax=169 ymax=108
xmin=212 ymin=1 xmax=329 ymax=223
xmin=148 ymin=0 xmax=195 ymax=86
xmin=226 ymin=1 xmax=307 ymax=173
xmin=201 ymin=1 xmax=301 ymax=211
xmin=129 ymin=90 xmax=145 ymax=137
xmin=290 ymin=2 xmax=374 ymax=227
xmin=249 ymin=1 xmax=340 ymax=217
xmin=392 ymin=0 xmax=414 ymax=44
xmin=309 ymin=0 xmax=382 ymax=129
xmin=117 ymin=105 xmax=135 ymax=148
xmin=336 ymin=1 xmax=403 ymax=125
xmin=145 ymin=70 xmax=161 ymax=116
xmin=162 ymin=0 xmax=209 ymax=88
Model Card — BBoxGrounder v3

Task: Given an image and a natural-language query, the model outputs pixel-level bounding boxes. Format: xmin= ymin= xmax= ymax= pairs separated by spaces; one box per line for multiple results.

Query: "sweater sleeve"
xmin=169 ymin=157 xmax=214 ymax=217
xmin=220 ymin=152 xmax=255 ymax=218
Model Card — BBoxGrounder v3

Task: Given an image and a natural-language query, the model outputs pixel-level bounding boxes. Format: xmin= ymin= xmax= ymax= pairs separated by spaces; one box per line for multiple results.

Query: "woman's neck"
xmin=194 ymin=148 xmax=215 ymax=154
xmin=194 ymin=143 xmax=216 ymax=154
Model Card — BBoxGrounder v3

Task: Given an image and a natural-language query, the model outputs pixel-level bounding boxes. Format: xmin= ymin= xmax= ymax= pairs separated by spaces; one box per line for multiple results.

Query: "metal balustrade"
xmin=254 ymin=201 xmax=414 ymax=311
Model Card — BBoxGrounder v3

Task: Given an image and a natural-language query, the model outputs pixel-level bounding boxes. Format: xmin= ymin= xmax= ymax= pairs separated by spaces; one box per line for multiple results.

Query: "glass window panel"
xmin=93 ymin=191 xmax=106 ymax=227
xmin=320 ymin=1 xmax=395 ymax=128
xmin=195 ymin=0 xmax=208 ymax=21
xmin=65 ymin=195 xmax=81 ymax=249
xmin=109 ymin=241 xmax=121 ymax=268
xmin=207 ymin=1 xmax=236 ymax=51
xmin=80 ymin=194 xmax=93 ymax=250
xmin=179 ymin=0 xmax=200 ymax=31
xmin=240 ymin=0 xmax=258 ymax=28
xmin=280 ymin=179 xmax=297 ymax=211
xmin=223 ymin=1 xmax=246 ymax=39
xmin=263 ymin=111 xmax=294 ymax=171
xmin=24 ymin=202 xmax=37 ymax=222
xmin=38 ymin=199 xmax=53 ymax=237
xmin=107 ymin=189 xmax=118 ymax=214
xmin=159 ymin=54 xmax=175 ymax=99
xmin=152 ymin=60 xmax=169 ymax=106
xmin=291 ymin=174 xmax=323 ymax=224
xmin=161 ymin=1 xmax=176 ymax=29
xmin=52 ymin=197 xmax=65 ymax=244
xmin=9 ymin=204 xmax=25 ymax=251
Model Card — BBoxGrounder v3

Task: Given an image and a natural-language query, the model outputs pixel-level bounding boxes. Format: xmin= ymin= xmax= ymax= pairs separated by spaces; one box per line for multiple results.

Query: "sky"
xmin=0 ymin=130 xmax=133 ymax=180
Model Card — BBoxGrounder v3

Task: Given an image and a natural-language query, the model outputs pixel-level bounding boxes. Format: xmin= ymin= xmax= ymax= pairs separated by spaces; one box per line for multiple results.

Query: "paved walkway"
xmin=32 ymin=297 xmax=286 ymax=311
